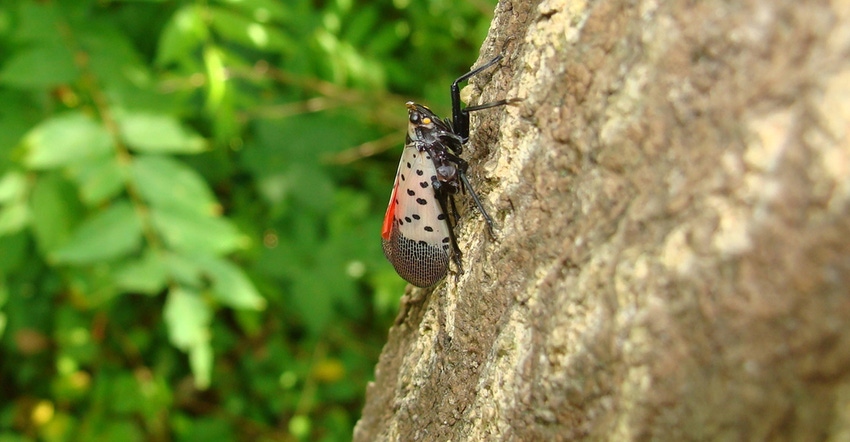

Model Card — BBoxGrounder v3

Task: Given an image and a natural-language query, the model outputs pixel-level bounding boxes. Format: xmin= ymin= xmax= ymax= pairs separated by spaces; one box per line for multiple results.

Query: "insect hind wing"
xmin=382 ymin=230 xmax=449 ymax=288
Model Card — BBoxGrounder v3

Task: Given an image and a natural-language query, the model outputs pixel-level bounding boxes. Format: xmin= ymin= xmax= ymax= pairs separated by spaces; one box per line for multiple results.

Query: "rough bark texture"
xmin=355 ymin=0 xmax=850 ymax=440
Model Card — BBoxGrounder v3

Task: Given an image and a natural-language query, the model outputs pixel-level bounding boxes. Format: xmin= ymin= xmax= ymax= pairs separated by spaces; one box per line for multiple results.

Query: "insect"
xmin=381 ymin=52 xmax=516 ymax=287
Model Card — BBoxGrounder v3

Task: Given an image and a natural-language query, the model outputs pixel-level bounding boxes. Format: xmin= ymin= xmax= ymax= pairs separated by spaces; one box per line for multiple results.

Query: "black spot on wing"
xmin=416 ymin=198 xmax=427 ymax=205
xmin=406 ymin=189 xmax=415 ymax=196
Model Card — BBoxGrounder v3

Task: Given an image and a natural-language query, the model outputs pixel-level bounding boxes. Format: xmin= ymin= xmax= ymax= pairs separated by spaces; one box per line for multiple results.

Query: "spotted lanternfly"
xmin=381 ymin=53 xmax=516 ymax=287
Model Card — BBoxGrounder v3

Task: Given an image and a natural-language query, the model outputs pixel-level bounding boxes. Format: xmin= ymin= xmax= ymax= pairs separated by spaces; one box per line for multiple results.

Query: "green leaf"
xmin=203 ymin=46 xmax=227 ymax=111
xmin=12 ymin=2 xmax=63 ymax=45
xmin=0 ymin=171 xmax=26 ymax=203
xmin=156 ymin=5 xmax=208 ymax=66
xmin=0 ymin=44 xmax=77 ymax=89
xmin=118 ymin=113 xmax=206 ymax=154
xmin=196 ymin=255 xmax=266 ymax=310
xmin=164 ymin=287 xmax=213 ymax=388
xmin=131 ymin=155 xmax=218 ymax=215
xmin=164 ymin=287 xmax=211 ymax=349
xmin=113 ymin=251 xmax=168 ymax=295
xmin=164 ymin=252 xmax=204 ymax=288
xmin=23 ymin=112 xmax=113 ymax=170
xmin=0 ymin=171 xmax=29 ymax=236
xmin=77 ymin=26 xmax=151 ymax=96
xmin=67 ymin=153 xmax=126 ymax=206
xmin=151 ymin=207 xmax=245 ymax=255
xmin=29 ymin=173 xmax=83 ymax=254
xmin=0 ymin=201 xmax=29 ymax=235
xmin=220 ymin=0 xmax=291 ymax=23
xmin=51 ymin=201 xmax=143 ymax=264
xmin=208 ymin=6 xmax=294 ymax=51
xmin=189 ymin=340 xmax=213 ymax=389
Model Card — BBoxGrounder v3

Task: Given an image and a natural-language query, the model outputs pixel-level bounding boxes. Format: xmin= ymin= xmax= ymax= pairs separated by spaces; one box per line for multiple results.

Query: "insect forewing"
xmin=381 ymin=143 xmax=452 ymax=287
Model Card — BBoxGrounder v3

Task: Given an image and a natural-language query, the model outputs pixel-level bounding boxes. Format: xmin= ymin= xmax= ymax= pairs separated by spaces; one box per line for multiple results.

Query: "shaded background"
xmin=0 ymin=0 xmax=498 ymax=440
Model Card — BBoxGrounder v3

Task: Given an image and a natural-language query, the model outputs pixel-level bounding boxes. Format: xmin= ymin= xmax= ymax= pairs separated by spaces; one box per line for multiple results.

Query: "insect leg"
xmin=433 ymin=180 xmax=464 ymax=272
xmin=450 ymin=54 xmax=505 ymax=141
xmin=463 ymin=97 xmax=522 ymax=113
xmin=441 ymin=151 xmax=495 ymax=238
xmin=459 ymin=169 xmax=495 ymax=238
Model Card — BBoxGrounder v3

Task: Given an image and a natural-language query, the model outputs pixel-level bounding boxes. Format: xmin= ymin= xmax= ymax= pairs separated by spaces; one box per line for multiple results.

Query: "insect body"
xmin=382 ymin=53 xmax=515 ymax=287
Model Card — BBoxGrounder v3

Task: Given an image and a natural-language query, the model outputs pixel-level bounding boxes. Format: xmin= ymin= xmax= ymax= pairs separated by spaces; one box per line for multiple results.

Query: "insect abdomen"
xmin=382 ymin=228 xmax=449 ymax=288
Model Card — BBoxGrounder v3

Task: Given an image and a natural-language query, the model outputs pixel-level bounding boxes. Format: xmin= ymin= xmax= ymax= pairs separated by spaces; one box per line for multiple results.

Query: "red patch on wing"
xmin=381 ymin=183 xmax=398 ymax=240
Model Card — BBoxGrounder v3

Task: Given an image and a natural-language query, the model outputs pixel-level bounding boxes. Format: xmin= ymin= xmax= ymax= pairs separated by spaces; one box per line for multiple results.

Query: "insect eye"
xmin=409 ymin=113 xmax=420 ymax=124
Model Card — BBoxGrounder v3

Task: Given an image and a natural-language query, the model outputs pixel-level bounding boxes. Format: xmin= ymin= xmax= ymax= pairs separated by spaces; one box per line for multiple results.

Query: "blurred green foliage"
xmin=0 ymin=0 xmax=496 ymax=440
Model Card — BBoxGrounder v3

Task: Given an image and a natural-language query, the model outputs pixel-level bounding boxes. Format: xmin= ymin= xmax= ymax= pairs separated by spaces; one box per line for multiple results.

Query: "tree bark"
xmin=355 ymin=0 xmax=850 ymax=440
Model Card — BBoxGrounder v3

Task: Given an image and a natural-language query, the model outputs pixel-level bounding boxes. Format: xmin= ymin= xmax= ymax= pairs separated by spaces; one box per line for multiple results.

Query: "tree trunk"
xmin=355 ymin=0 xmax=850 ymax=440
